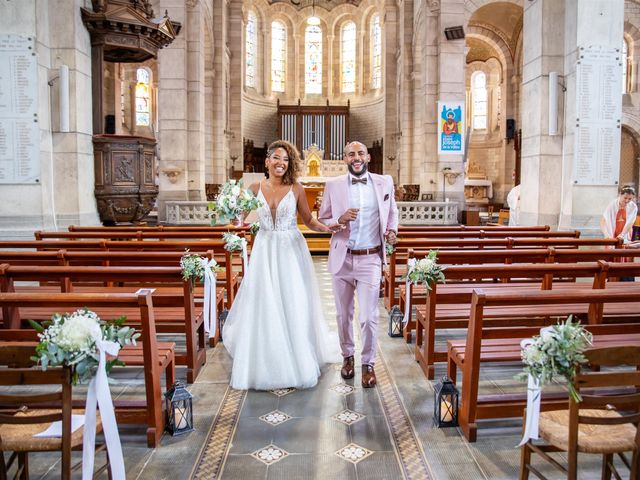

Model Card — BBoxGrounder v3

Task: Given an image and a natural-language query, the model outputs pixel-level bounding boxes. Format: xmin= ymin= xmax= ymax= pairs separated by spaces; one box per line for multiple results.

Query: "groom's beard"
xmin=348 ymin=163 xmax=368 ymax=177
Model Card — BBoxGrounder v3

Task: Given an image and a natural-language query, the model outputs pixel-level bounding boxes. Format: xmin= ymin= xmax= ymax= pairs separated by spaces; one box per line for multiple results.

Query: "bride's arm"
xmin=293 ymin=183 xmax=341 ymax=233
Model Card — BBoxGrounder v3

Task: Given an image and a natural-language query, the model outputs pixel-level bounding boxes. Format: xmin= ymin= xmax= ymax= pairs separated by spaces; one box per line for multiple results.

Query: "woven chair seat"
xmin=539 ymin=409 xmax=637 ymax=454
xmin=0 ymin=409 xmax=101 ymax=452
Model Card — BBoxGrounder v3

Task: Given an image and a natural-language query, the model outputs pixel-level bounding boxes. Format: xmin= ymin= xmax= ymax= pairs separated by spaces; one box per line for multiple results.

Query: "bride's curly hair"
xmin=264 ymin=140 xmax=301 ymax=185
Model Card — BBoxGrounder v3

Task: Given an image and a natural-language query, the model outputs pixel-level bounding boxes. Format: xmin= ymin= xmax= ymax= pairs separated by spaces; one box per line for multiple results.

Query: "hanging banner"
xmin=437 ymin=101 xmax=465 ymax=155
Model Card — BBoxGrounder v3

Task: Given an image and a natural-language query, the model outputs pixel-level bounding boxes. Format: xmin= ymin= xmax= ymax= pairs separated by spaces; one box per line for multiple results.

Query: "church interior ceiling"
xmin=468 ymin=1 xmax=523 ymax=59
xmin=268 ymin=0 xmax=362 ymax=11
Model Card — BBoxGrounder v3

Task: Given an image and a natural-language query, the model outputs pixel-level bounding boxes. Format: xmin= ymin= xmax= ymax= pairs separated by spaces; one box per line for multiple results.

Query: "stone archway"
xmin=620 ymin=125 xmax=640 ymax=194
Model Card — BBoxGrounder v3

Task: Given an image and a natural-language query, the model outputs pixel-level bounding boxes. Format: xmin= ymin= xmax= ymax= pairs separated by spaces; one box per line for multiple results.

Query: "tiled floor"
xmin=14 ymin=257 xmax=634 ymax=479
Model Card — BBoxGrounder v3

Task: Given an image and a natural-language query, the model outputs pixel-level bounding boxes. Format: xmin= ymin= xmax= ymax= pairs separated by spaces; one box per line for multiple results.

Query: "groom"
xmin=319 ymin=141 xmax=398 ymax=387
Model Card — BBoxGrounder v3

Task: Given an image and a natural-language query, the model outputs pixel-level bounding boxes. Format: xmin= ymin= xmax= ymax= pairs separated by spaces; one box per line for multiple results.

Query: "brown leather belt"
xmin=347 ymin=245 xmax=381 ymax=256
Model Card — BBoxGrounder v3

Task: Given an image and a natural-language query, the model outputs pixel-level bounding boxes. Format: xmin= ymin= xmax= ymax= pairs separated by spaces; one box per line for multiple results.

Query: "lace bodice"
xmin=257 ymin=187 xmax=298 ymax=232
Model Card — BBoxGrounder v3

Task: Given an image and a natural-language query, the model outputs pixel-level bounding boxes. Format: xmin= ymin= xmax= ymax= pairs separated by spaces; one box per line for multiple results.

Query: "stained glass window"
xmin=371 ymin=15 xmax=382 ymax=89
xmin=272 ymin=21 xmax=286 ymax=93
xmin=472 ymin=71 xmax=487 ymax=130
xmin=622 ymin=38 xmax=629 ymax=94
xmin=305 ymin=25 xmax=322 ymax=94
xmin=245 ymin=11 xmax=257 ymax=88
xmin=135 ymin=68 xmax=150 ymax=127
xmin=341 ymin=22 xmax=356 ymax=93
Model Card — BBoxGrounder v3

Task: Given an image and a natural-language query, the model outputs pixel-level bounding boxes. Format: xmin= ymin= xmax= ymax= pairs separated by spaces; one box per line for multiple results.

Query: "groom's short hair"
xmin=343 ymin=141 xmax=368 ymax=157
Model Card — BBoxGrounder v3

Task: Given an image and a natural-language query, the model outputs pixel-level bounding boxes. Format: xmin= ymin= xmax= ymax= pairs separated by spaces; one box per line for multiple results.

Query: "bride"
xmin=222 ymin=140 xmax=341 ymax=390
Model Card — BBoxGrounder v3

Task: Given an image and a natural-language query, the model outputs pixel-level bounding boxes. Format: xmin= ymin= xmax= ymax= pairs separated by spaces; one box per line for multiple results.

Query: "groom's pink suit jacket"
xmin=319 ymin=173 xmax=399 ymax=273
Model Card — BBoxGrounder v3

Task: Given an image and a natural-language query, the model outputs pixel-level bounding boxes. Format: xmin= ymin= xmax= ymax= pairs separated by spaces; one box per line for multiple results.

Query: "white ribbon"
xmin=201 ymin=258 xmax=218 ymax=339
xmin=518 ymin=326 xmax=553 ymax=447
xmin=83 ymin=339 xmax=126 ymax=480
xmin=402 ymin=258 xmax=417 ymax=326
xmin=240 ymin=238 xmax=249 ymax=274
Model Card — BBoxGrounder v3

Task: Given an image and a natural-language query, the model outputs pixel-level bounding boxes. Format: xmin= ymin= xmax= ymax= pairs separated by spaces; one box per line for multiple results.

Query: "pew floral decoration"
xmin=222 ymin=232 xmax=244 ymax=252
xmin=208 ymin=179 xmax=262 ymax=225
xmin=180 ymin=251 xmax=220 ymax=288
xmin=519 ymin=316 xmax=592 ymax=403
xmin=249 ymin=221 xmax=260 ymax=236
xmin=406 ymin=250 xmax=446 ymax=290
xmin=385 ymin=242 xmax=396 ymax=256
xmin=29 ymin=309 xmax=139 ymax=385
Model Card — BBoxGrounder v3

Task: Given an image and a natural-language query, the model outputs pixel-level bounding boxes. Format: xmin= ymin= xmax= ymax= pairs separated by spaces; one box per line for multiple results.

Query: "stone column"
xmin=228 ymin=0 xmax=244 ymax=175
xmin=157 ymin=0 xmax=188 ymax=219
xmin=383 ymin=0 xmax=398 ymax=178
xmin=211 ymin=0 xmax=228 ymax=183
xmin=435 ymin=0 xmax=466 ymax=203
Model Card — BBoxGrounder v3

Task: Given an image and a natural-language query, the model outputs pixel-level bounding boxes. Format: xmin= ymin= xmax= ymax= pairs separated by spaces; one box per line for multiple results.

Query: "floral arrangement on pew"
xmin=385 ymin=242 xmax=396 ymax=256
xmin=180 ymin=250 xmax=221 ymax=289
xmin=208 ymin=179 xmax=261 ymax=226
xmin=406 ymin=250 xmax=446 ymax=290
xmin=29 ymin=309 xmax=139 ymax=385
xmin=180 ymin=251 xmax=221 ymax=338
xmin=519 ymin=316 xmax=592 ymax=403
xmin=222 ymin=232 xmax=244 ymax=252
xmin=249 ymin=221 xmax=260 ymax=237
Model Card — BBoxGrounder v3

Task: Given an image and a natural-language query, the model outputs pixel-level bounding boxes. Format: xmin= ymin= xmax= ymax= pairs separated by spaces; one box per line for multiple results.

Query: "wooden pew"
xmin=384 ymin=237 xmax=623 ymax=309
xmin=450 ymin=287 xmax=640 ymax=442
xmin=0 ymin=249 xmax=239 ymax=309
xmin=0 ymin=265 xmax=221 ymax=383
xmin=35 ymin=231 xmax=250 ymax=242
xmin=0 ymin=290 xmax=175 ymax=447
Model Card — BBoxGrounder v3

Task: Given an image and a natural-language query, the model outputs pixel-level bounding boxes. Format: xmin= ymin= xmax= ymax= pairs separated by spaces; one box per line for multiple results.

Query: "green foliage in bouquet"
xmin=180 ymin=251 xmax=220 ymax=288
xmin=249 ymin=221 xmax=260 ymax=236
xmin=222 ymin=232 xmax=244 ymax=252
xmin=29 ymin=309 xmax=140 ymax=385
xmin=385 ymin=242 xmax=396 ymax=256
xmin=518 ymin=316 xmax=593 ymax=402
xmin=406 ymin=250 xmax=446 ymax=290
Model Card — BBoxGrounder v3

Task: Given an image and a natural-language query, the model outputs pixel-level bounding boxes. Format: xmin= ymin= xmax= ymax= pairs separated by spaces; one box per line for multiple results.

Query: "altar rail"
xmin=397 ymin=201 xmax=458 ymax=225
xmin=165 ymin=201 xmax=211 ymax=225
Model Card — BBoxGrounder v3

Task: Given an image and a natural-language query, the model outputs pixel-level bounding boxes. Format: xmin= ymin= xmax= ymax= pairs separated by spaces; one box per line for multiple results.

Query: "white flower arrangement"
xmin=249 ymin=221 xmax=260 ymax=236
xmin=180 ymin=251 xmax=221 ymax=288
xmin=406 ymin=250 xmax=446 ymax=290
xmin=385 ymin=242 xmax=396 ymax=256
xmin=30 ymin=309 xmax=139 ymax=385
xmin=222 ymin=232 xmax=243 ymax=252
xmin=208 ymin=179 xmax=262 ymax=225
xmin=519 ymin=316 xmax=593 ymax=402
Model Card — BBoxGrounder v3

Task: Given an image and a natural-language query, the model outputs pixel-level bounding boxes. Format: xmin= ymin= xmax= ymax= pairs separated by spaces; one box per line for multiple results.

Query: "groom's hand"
xmin=339 ymin=208 xmax=359 ymax=225
xmin=384 ymin=229 xmax=397 ymax=245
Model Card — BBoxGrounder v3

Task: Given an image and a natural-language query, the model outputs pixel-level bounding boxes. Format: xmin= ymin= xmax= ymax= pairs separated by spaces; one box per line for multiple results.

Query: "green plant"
xmin=406 ymin=250 xmax=446 ymax=290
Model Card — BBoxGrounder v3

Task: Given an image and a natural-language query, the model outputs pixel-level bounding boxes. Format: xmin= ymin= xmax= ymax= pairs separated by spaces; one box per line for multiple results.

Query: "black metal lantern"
xmin=218 ymin=309 xmax=229 ymax=341
xmin=164 ymin=381 xmax=194 ymax=436
xmin=433 ymin=376 xmax=459 ymax=428
xmin=388 ymin=305 xmax=404 ymax=337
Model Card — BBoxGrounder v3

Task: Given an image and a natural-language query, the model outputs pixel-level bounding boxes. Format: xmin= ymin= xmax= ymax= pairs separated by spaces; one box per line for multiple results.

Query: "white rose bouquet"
xmin=208 ymin=179 xmax=261 ymax=225
xmin=519 ymin=316 xmax=592 ymax=402
xmin=406 ymin=250 xmax=446 ymax=290
xmin=29 ymin=309 xmax=140 ymax=385
xmin=180 ymin=251 xmax=221 ymax=288
xmin=222 ymin=232 xmax=244 ymax=252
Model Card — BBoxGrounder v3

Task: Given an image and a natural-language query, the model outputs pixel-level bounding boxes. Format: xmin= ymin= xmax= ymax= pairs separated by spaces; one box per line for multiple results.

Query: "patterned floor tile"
xmin=259 ymin=410 xmax=292 ymax=426
xmin=270 ymin=387 xmax=296 ymax=397
xmin=332 ymin=409 xmax=365 ymax=425
xmin=335 ymin=443 xmax=374 ymax=464
xmin=251 ymin=445 xmax=289 ymax=465
xmin=329 ymin=383 xmax=355 ymax=395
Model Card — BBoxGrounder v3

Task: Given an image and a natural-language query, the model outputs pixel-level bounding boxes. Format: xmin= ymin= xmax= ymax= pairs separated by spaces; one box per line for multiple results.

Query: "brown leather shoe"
xmin=341 ymin=356 xmax=355 ymax=379
xmin=361 ymin=364 xmax=377 ymax=388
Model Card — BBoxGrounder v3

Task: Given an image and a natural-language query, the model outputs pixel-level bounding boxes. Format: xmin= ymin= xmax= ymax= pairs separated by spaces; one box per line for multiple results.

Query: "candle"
xmin=440 ymin=399 xmax=453 ymax=423
xmin=175 ymin=408 xmax=188 ymax=430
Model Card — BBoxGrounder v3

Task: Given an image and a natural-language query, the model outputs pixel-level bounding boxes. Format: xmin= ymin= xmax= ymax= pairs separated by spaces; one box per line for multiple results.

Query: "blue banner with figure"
xmin=437 ymin=101 xmax=465 ymax=155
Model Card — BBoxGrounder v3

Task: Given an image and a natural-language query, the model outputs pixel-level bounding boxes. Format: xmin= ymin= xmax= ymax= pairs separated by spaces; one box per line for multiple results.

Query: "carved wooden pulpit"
xmin=81 ymin=0 xmax=180 ymax=224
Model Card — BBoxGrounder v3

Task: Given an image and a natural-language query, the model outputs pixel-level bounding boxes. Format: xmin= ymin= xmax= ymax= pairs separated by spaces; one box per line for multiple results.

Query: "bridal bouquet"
xmin=222 ymin=232 xmax=243 ymax=252
xmin=30 ymin=309 xmax=139 ymax=385
xmin=518 ymin=316 xmax=592 ymax=402
xmin=208 ymin=179 xmax=261 ymax=225
xmin=180 ymin=251 xmax=220 ymax=287
xmin=406 ymin=250 xmax=445 ymax=290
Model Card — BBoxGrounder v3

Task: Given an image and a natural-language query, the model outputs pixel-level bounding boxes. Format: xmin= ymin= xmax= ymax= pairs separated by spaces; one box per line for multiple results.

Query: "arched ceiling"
xmin=466 ymin=37 xmax=500 ymax=64
xmin=267 ymin=0 xmax=362 ymax=11
xmin=468 ymin=2 xmax=522 ymax=57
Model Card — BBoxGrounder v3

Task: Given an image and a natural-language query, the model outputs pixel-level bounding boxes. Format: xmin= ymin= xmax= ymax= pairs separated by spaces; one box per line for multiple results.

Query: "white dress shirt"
xmin=347 ymin=173 xmax=380 ymax=250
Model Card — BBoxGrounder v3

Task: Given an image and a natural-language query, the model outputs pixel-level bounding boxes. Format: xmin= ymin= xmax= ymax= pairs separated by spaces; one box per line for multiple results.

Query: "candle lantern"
xmin=433 ymin=376 xmax=459 ymax=428
xmin=388 ymin=305 xmax=404 ymax=338
xmin=164 ymin=381 xmax=194 ymax=436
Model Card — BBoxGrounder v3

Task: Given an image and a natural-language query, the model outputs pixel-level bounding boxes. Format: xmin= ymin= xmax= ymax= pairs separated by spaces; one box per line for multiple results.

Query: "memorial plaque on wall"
xmin=573 ymin=45 xmax=622 ymax=185
xmin=0 ymin=35 xmax=39 ymax=184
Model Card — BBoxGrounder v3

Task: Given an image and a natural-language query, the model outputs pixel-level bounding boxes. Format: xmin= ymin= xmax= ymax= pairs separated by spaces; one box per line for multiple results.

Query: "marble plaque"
xmin=0 ymin=35 xmax=39 ymax=184
xmin=573 ymin=46 xmax=622 ymax=185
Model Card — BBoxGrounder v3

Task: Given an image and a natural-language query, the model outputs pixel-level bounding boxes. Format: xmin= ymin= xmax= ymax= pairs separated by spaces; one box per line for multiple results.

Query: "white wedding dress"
xmin=222 ymin=185 xmax=337 ymax=390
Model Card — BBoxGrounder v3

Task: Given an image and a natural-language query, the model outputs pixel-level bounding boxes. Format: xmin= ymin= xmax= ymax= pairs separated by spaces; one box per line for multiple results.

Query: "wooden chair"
xmin=0 ymin=344 xmax=110 ymax=480
xmin=519 ymin=345 xmax=640 ymax=479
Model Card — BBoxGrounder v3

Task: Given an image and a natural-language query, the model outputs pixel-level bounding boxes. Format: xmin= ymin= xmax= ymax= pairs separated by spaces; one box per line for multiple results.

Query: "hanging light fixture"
xmin=307 ymin=0 xmax=321 ymax=26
